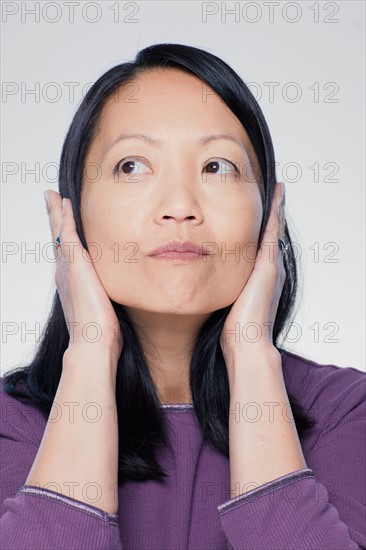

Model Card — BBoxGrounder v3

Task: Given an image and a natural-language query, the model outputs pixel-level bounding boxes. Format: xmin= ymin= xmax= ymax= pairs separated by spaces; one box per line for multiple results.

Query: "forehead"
xmin=86 ymin=68 xmax=261 ymax=185
xmin=97 ymin=68 xmax=249 ymax=143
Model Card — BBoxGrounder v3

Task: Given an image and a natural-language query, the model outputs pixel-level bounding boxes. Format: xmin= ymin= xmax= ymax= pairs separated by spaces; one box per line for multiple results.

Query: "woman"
xmin=0 ymin=43 xmax=365 ymax=549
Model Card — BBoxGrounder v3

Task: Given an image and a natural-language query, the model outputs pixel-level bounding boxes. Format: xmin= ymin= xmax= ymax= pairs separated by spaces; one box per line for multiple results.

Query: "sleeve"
xmin=216 ymin=369 xmax=366 ymax=549
xmin=0 ymin=385 xmax=123 ymax=550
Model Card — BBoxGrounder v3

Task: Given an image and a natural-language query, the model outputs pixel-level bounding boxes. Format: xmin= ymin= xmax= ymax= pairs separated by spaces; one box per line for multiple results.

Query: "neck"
xmin=125 ymin=307 xmax=211 ymax=404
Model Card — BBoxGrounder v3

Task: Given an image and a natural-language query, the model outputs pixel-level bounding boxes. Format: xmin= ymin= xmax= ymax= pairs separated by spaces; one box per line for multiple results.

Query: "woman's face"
xmin=81 ymin=68 xmax=263 ymax=315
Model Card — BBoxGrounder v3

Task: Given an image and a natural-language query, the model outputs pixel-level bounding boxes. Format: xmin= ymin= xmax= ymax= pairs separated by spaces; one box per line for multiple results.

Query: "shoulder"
xmin=0 ymin=375 xmax=46 ymax=444
xmin=280 ymin=349 xmax=365 ymax=429
xmin=280 ymin=350 xmax=366 ymax=547
xmin=281 ymin=348 xmax=365 ymax=391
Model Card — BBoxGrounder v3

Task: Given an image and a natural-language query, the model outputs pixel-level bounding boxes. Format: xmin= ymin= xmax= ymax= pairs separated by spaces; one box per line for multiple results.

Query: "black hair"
xmin=3 ymin=43 xmax=316 ymax=484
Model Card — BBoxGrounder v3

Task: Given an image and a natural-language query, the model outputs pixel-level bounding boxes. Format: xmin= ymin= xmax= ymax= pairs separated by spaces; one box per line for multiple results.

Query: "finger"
xmin=44 ymin=189 xmax=63 ymax=239
xmin=59 ymin=197 xmax=78 ymax=239
xmin=264 ymin=182 xmax=285 ymax=240
xmin=278 ymin=187 xmax=286 ymax=240
xmin=256 ymin=182 xmax=286 ymax=266
xmin=44 ymin=189 xmax=63 ymax=256
xmin=59 ymin=197 xmax=88 ymax=264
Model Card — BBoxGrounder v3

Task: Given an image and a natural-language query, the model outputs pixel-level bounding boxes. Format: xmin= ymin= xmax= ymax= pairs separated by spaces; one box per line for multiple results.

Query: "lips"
xmin=147 ymin=240 xmax=208 ymax=256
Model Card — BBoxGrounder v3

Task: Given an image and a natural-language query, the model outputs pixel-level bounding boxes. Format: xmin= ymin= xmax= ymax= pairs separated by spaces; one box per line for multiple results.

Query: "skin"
xmin=80 ymin=67 xmax=263 ymax=404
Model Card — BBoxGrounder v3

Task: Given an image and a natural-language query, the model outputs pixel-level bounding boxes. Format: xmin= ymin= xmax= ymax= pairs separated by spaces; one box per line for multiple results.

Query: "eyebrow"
xmin=103 ymin=133 xmax=249 ymax=159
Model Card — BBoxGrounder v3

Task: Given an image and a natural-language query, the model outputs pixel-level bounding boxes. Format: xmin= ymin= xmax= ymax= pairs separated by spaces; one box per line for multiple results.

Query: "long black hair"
xmin=3 ymin=43 xmax=316 ymax=484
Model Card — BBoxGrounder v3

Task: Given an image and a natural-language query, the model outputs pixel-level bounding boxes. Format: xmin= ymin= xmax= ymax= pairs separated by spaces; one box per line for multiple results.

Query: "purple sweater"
xmin=0 ymin=350 xmax=365 ymax=549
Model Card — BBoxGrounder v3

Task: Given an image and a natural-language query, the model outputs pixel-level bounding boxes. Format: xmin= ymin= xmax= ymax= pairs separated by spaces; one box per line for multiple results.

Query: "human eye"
xmin=113 ymin=156 xmax=150 ymax=177
xmin=203 ymin=158 xmax=241 ymax=176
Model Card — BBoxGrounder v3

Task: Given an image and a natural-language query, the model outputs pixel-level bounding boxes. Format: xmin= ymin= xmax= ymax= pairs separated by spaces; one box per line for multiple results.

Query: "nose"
xmin=153 ymin=169 xmax=204 ymax=226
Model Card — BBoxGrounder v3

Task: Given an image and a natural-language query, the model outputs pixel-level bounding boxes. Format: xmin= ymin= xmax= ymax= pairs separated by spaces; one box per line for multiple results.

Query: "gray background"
xmin=1 ymin=1 xmax=365 ymax=373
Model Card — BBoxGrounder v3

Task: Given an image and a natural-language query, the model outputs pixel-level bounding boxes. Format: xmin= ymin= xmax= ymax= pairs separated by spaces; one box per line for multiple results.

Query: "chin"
xmin=124 ymin=296 xmax=232 ymax=316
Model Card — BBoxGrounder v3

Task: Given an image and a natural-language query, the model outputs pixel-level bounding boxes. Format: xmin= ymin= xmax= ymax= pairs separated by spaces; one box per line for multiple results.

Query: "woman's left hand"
xmin=220 ymin=181 xmax=287 ymax=372
xmin=220 ymin=182 xmax=308 ymax=494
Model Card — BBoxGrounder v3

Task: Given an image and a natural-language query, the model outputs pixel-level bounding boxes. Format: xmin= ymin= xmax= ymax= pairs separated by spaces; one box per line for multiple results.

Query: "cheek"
xmin=211 ymin=200 xmax=262 ymax=299
xmin=217 ymin=195 xmax=262 ymax=258
xmin=79 ymin=188 xmax=263 ymax=311
xmin=81 ymin=198 xmax=137 ymax=296
xmin=81 ymin=192 xmax=130 ymax=249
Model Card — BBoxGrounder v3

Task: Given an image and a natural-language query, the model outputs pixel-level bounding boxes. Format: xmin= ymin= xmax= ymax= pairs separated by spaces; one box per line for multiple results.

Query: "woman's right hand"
xmin=44 ymin=189 xmax=123 ymax=368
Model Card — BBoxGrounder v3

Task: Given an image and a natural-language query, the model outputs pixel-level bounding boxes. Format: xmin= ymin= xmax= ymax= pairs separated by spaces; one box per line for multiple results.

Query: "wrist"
xmin=63 ymin=344 xmax=119 ymax=374
xmin=225 ymin=345 xmax=282 ymax=383
xmin=225 ymin=343 xmax=280 ymax=368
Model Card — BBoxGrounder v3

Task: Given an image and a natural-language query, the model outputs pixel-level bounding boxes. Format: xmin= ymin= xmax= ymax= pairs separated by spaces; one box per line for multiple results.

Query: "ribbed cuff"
xmin=218 ymin=468 xmax=314 ymax=513
xmin=17 ymin=485 xmax=119 ymax=524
